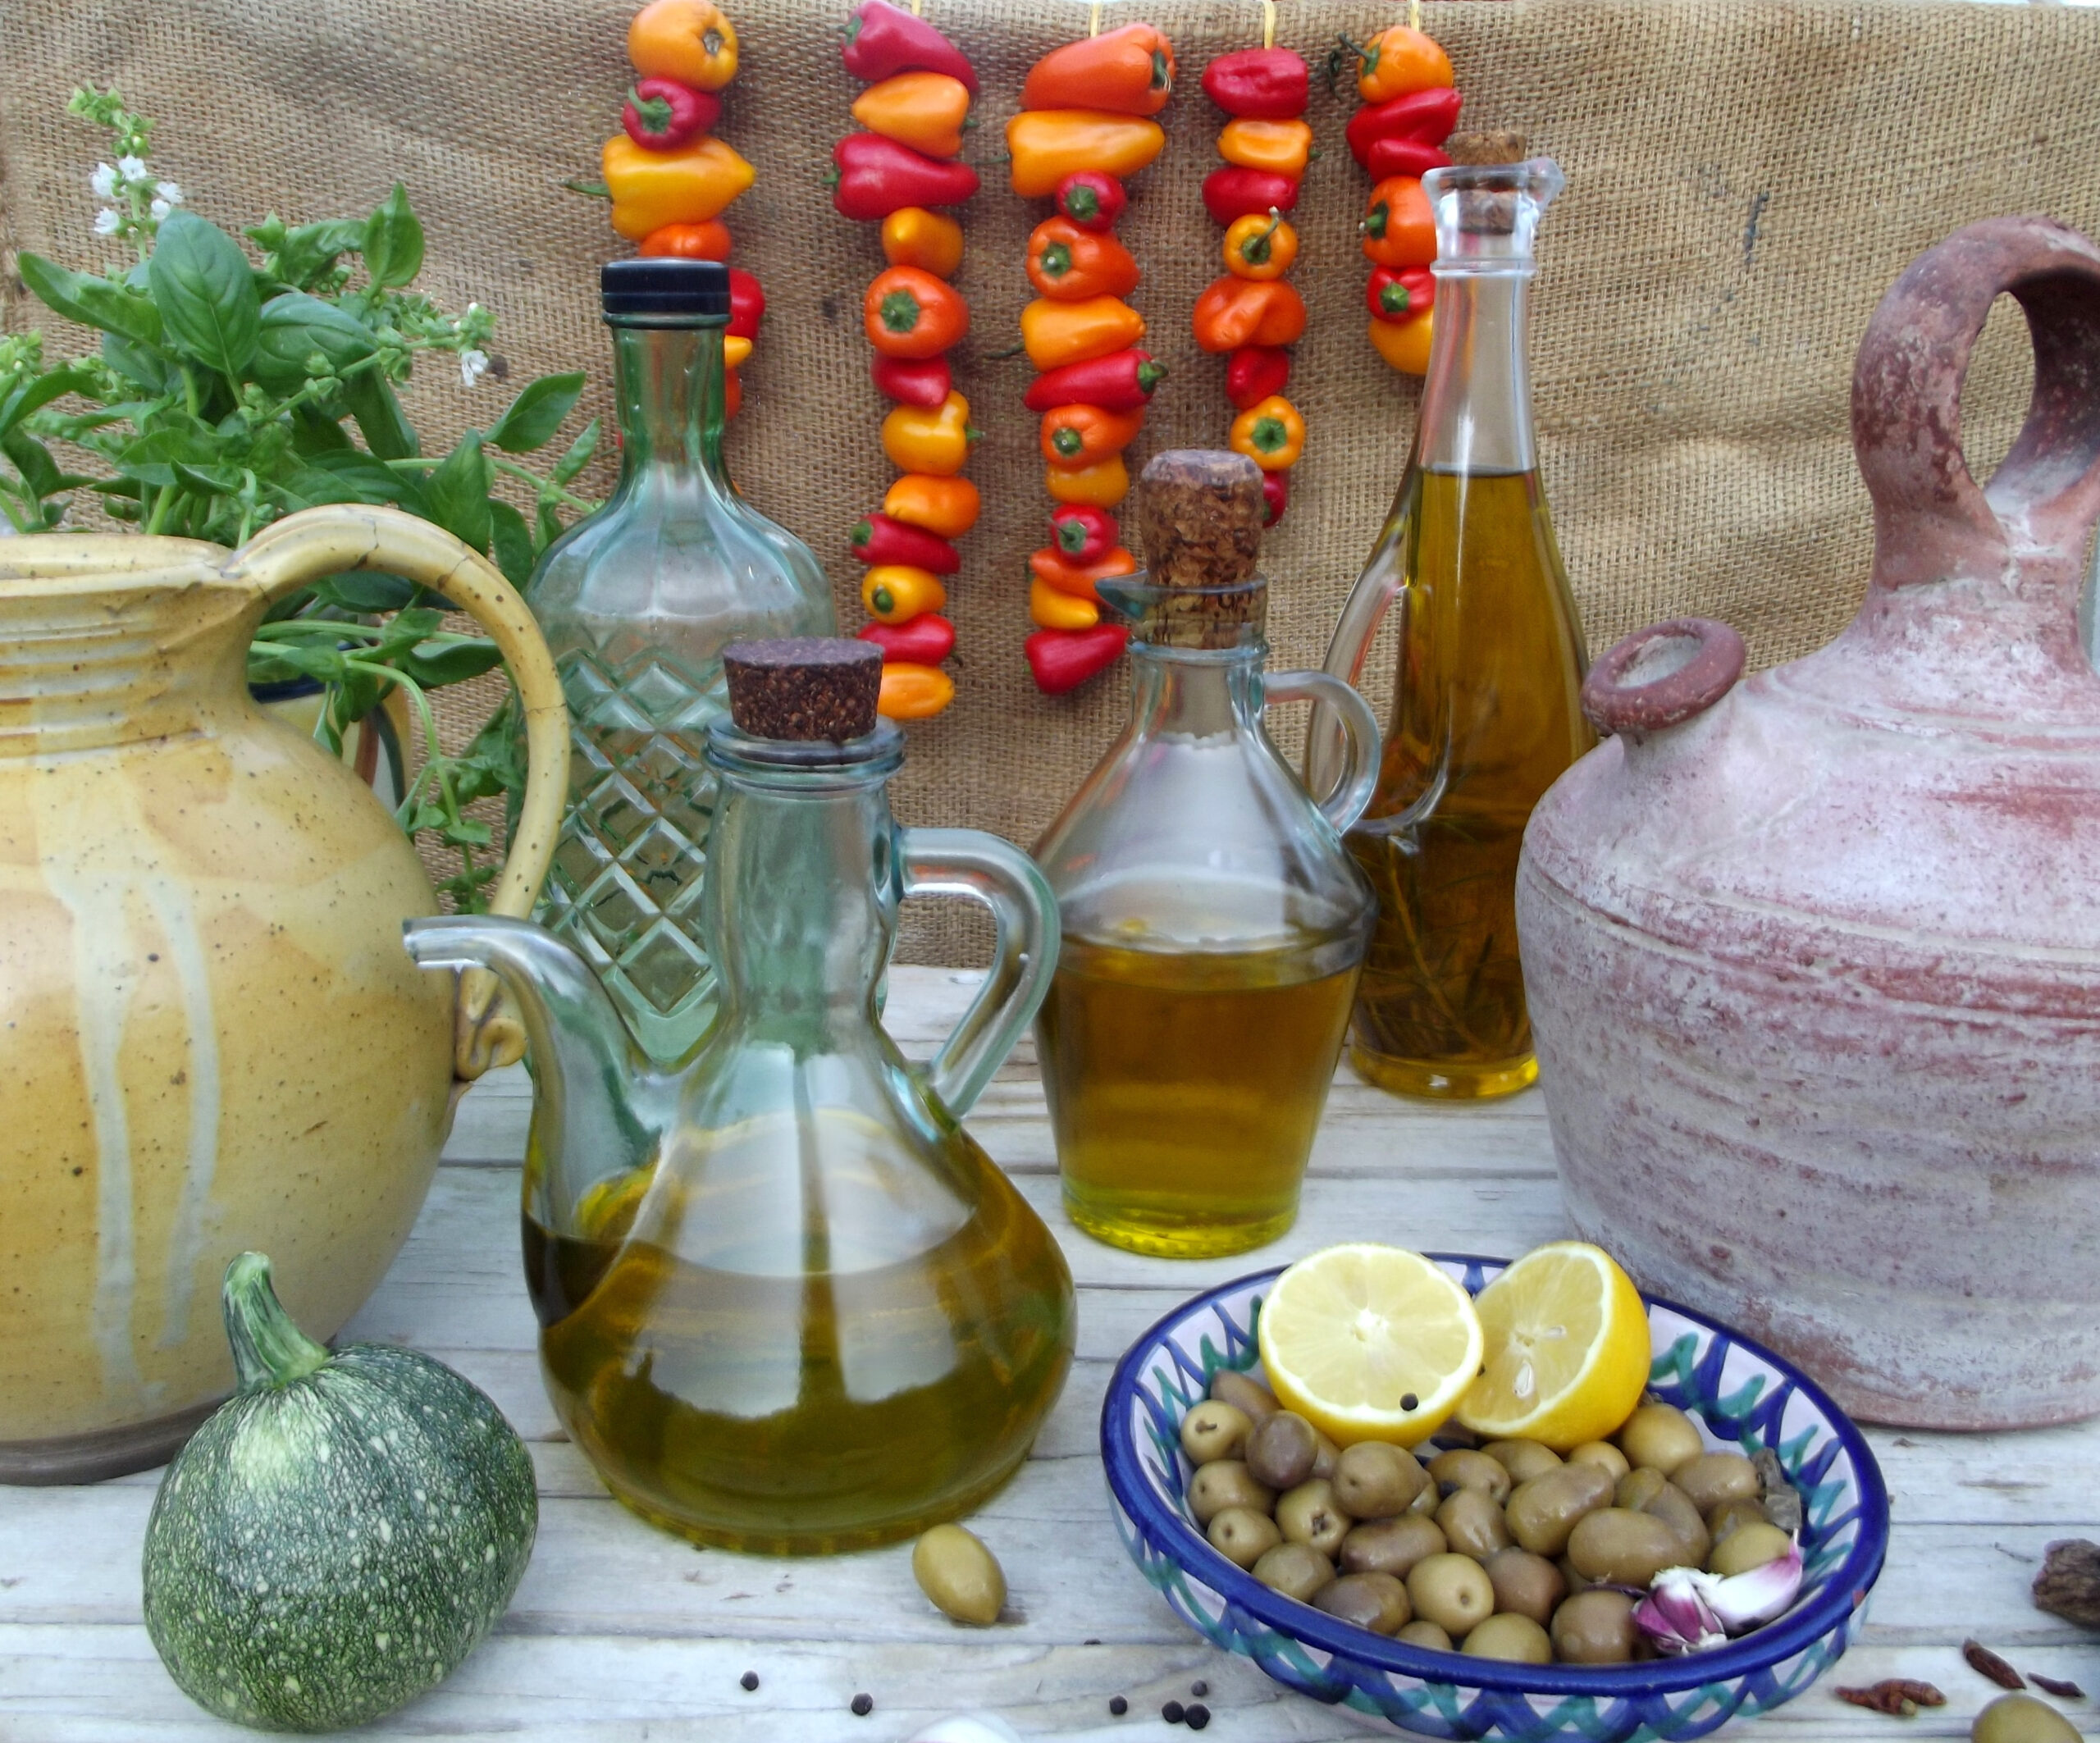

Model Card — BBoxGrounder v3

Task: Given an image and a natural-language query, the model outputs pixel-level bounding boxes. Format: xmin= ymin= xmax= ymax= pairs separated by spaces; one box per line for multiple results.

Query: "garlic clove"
xmin=1633 ymin=1540 xmax=1806 ymax=1654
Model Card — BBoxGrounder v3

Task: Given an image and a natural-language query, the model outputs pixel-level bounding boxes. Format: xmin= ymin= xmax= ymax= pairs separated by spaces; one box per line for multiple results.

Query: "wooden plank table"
xmin=5 ymin=966 xmax=2096 ymax=1741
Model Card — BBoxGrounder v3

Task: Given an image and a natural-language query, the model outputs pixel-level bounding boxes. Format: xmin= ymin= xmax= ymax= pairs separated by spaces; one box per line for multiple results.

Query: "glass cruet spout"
xmin=1309 ymin=138 xmax=1593 ymax=1103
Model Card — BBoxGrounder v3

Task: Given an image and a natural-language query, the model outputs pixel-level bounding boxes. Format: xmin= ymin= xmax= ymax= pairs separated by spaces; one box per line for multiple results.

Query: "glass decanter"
xmin=1033 ymin=452 xmax=1381 ymax=1258
xmin=1312 ymin=145 xmax=1593 ymax=1101
xmin=519 ymin=258 xmax=834 ymax=1064
xmin=413 ymin=640 xmax=1072 ymax=1554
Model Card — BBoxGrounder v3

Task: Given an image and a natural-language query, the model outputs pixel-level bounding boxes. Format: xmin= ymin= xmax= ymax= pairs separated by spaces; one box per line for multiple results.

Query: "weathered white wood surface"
xmin=5 ymin=965 xmax=2096 ymax=1741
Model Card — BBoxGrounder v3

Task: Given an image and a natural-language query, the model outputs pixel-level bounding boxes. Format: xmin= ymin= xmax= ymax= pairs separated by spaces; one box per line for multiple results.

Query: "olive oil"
xmin=1347 ymin=467 xmax=1592 ymax=1098
xmin=523 ymin=1110 xmax=1074 ymax=1555
xmin=1036 ymin=938 xmax=1360 ymax=1257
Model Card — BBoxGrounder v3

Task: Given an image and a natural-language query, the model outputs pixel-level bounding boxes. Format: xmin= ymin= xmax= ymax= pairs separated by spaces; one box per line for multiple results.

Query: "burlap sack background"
xmin=4 ymin=0 xmax=2097 ymax=962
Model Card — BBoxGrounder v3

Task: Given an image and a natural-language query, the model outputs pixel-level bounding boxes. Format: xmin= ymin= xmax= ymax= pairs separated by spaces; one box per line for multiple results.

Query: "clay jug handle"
xmin=1853 ymin=216 xmax=2100 ymax=591
xmin=1582 ymin=618 xmax=1746 ymax=741
xmin=226 ymin=504 xmax=570 ymax=1078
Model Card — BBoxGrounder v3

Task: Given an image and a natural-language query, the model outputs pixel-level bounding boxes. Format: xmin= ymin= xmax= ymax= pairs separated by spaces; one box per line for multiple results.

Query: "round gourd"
xmin=142 ymin=1252 xmax=536 ymax=1731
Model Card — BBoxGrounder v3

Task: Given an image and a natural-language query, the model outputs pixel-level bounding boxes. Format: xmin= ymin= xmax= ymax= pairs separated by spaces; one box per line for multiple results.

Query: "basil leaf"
xmin=306 ymin=448 xmax=430 ymax=514
xmin=550 ymin=415 xmax=601 ymax=486
xmin=2 ymin=430 xmax=66 ymax=499
xmin=425 ymin=431 xmax=491 ymax=553
xmin=485 ymin=372 xmax=585 ymax=454
xmin=362 ymin=185 xmax=425 ymax=290
xmin=488 ymin=499 xmax=536 ymax=590
xmin=401 ymin=638 xmax=504 ymax=691
xmin=316 ymin=573 xmax=420 ymax=613
xmin=116 ymin=424 xmax=224 ymax=489
xmin=18 ymin=253 xmax=164 ymax=349
xmin=343 ymin=371 xmax=418 ymax=461
xmin=0 ymin=367 xmax=94 ymax=440
xmin=253 ymin=292 xmax=378 ymax=394
xmin=148 ymin=212 xmax=262 ymax=377
xmin=277 ymin=218 xmax=368 ymax=291
xmin=102 ymin=331 xmax=176 ymax=394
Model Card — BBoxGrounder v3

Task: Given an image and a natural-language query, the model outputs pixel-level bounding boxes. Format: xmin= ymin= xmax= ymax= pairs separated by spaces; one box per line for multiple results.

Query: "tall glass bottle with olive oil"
xmin=1312 ymin=143 xmax=1591 ymax=1100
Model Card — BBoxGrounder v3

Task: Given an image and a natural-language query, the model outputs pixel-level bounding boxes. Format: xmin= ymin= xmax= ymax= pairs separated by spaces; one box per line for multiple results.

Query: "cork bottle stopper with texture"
xmin=1132 ymin=449 xmax=1268 ymax=649
xmin=1444 ymin=130 xmax=1531 ymax=237
xmin=723 ymin=637 xmax=882 ymax=741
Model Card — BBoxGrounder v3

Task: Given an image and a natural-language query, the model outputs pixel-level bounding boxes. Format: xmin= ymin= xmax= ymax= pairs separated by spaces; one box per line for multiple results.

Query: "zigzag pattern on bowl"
xmin=1101 ymin=1257 xmax=1890 ymax=1743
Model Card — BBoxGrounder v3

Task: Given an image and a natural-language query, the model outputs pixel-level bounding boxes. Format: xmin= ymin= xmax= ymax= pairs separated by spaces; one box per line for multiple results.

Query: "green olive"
xmin=1672 ymin=1451 xmax=1760 ymax=1513
xmin=1436 ymin=1486 xmax=1513 ymax=1558
xmin=1504 ymin=1462 xmax=1616 ymax=1557
xmin=1566 ymin=1508 xmax=1687 ymax=1586
xmin=1312 ymin=1430 xmax=1341 ymax=1483
xmin=1550 ymin=1589 xmax=1641 ymax=1664
xmin=1396 ymin=1619 xmax=1454 ymax=1652
xmin=1189 ymin=1459 xmax=1275 ymax=1526
xmin=1340 ymin=1515 xmax=1448 ymax=1580
xmin=1407 ymin=1552 xmax=1496 ymax=1639
xmin=1208 ymin=1505 xmax=1283 ymax=1569
xmin=1429 ymin=1448 xmax=1512 ymax=1505
xmin=1482 ymin=1546 xmax=1566 ymax=1625
xmin=1558 ymin=1554 xmax=1594 ymax=1595
xmin=1312 ymin=1571 xmax=1412 ymax=1635
xmin=1408 ymin=1474 xmax=1443 ymax=1515
xmin=1973 ymin=1695 xmax=2083 ymax=1743
xmin=1334 ymin=1442 xmax=1428 ymax=1522
xmin=1210 ymin=1368 xmax=1281 ymax=1423
xmin=1180 ymin=1399 xmax=1253 ymax=1466
xmin=1245 ymin=1410 xmax=1320 ymax=1490
xmin=1462 ymin=1611 xmax=1554 ymax=1663
xmin=1707 ymin=1497 xmax=1769 ymax=1545
xmin=1706 ymin=1520 xmax=1794 ymax=1576
xmin=1252 ymin=1540 xmax=1334 ymax=1602
xmin=1277 ymin=1479 xmax=1353 ymax=1557
xmin=1483 ymin=1440 xmax=1564 ymax=1484
xmin=1615 ymin=1401 xmax=1705 ymax=1474
xmin=1616 ymin=1468 xmax=1710 ymax=1564
xmin=911 ymin=1524 xmax=1006 ymax=1626
xmin=1567 ymin=1440 xmax=1631 ymax=1481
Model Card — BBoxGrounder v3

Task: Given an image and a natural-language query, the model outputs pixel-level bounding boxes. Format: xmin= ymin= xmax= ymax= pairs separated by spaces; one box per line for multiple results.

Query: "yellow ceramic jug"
xmin=0 ymin=504 xmax=567 ymax=1481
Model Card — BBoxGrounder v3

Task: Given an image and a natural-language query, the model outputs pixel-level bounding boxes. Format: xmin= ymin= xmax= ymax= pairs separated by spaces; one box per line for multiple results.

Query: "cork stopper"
xmin=722 ymin=638 xmax=882 ymax=741
xmin=1443 ymin=131 xmax=1531 ymax=236
xmin=1127 ymin=450 xmax=1267 ymax=649
xmin=1446 ymin=130 xmax=1528 ymax=167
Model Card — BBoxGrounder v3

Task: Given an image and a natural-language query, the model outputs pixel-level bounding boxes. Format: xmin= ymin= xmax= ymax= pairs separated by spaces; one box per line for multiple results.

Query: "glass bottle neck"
xmin=1127 ymin=643 xmax=1267 ymax=738
xmin=609 ymin=318 xmax=733 ymax=492
xmin=1414 ymin=271 xmax=1537 ymax=476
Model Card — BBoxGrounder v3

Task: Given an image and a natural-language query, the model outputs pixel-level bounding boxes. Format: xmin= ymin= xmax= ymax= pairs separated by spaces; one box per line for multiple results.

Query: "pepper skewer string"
xmin=1262 ymin=0 xmax=1277 ymax=52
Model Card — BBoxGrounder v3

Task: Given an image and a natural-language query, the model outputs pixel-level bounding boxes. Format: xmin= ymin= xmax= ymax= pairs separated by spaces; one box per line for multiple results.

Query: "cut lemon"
xmin=1256 ymin=1244 xmax=1484 ymax=1447
xmin=1454 ymin=1241 xmax=1652 ymax=1449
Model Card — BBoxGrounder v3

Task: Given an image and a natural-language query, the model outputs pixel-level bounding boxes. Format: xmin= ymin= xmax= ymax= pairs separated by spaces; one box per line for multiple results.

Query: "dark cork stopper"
xmin=1447 ymin=130 xmax=1528 ymax=166
xmin=723 ymin=638 xmax=882 ymax=741
xmin=1444 ymin=132 xmax=1531 ymax=236
xmin=1131 ymin=450 xmax=1267 ymax=648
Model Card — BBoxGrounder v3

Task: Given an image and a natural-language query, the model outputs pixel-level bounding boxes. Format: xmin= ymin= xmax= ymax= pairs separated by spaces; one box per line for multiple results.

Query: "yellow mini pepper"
xmin=1045 ymin=454 xmax=1130 ymax=508
xmin=852 ymin=72 xmax=972 ymax=160
xmin=1222 ymin=212 xmax=1299 ymax=281
xmin=1218 ymin=118 xmax=1313 ymax=179
xmin=882 ymin=392 xmax=976 ymax=477
xmin=862 ymin=564 xmax=947 ymax=623
xmin=628 ymin=0 xmax=740 ymax=91
xmin=882 ymin=207 xmax=966 ymax=278
xmin=883 ymin=473 xmax=981 ymax=539
xmin=1021 ymin=295 xmax=1145 ymax=371
xmin=1230 ymin=395 xmax=1306 ymax=471
xmin=604 ymin=135 xmax=755 ymax=240
xmin=1006 ymin=111 xmax=1166 ymax=199
xmin=1029 ymin=575 xmax=1102 ymax=630
xmin=1367 ymin=309 xmax=1434 ymax=375
xmin=724 ymin=335 xmax=752 ymax=368
xmin=878 ymin=662 xmax=956 ymax=720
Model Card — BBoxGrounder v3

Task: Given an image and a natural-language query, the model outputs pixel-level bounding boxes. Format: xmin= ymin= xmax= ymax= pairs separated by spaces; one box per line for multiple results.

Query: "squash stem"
xmin=221 ymin=1252 xmax=330 ymax=1392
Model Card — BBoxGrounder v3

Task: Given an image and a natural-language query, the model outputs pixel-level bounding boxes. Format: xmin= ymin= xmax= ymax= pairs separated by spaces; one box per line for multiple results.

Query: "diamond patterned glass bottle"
xmin=518 ymin=260 xmax=833 ymax=1061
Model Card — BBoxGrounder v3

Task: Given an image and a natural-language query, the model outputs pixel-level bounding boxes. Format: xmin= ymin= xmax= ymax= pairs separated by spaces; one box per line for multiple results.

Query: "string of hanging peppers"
xmin=1194 ymin=14 xmax=1311 ymax=527
xmin=833 ymin=0 xmax=982 ymax=721
xmin=1340 ymin=12 xmax=1459 ymax=376
xmin=1009 ymin=21 xmax=1175 ymax=698
xmin=602 ymin=0 xmax=765 ymax=417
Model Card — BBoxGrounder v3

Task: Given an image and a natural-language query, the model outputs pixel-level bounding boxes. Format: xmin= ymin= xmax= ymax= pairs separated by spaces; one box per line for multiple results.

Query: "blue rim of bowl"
xmin=1101 ymin=1254 xmax=1892 ymax=1700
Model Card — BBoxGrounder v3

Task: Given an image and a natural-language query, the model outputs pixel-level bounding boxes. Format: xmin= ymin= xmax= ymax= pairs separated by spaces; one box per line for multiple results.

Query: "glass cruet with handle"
xmin=1309 ymin=133 xmax=1593 ymax=1102
xmin=409 ymin=638 xmax=1073 ymax=1555
xmin=1032 ymin=450 xmax=1381 ymax=1259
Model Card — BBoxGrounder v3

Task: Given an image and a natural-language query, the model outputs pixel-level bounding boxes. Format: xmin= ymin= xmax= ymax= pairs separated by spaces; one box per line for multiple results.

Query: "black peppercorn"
xmin=851 ymin=1693 xmax=873 ymax=1717
xmin=1190 ymin=1681 xmax=1208 ymax=1696
xmin=1400 ymin=1392 xmax=1419 ymax=1412
xmin=1186 ymin=1703 xmax=1212 ymax=1731
xmin=739 ymin=1671 xmax=759 ymax=1692
xmin=1109 ymin=1695 xmax=1128 ymax=1715
xmin=1162 ymin=1700 xmax=1185 ymax=1723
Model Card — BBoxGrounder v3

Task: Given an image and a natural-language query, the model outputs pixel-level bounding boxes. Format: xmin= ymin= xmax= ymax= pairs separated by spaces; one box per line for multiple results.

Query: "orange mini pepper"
xmin=1230 ymin=395 xmax=1305 ymax=471
xmin=1355 ymin=25 xmax=1454 ymax=103
xmin=878 ymin=662 xmax=956 ymax=720
xmin=1367 ymin=309 xmax=1435 ymax=374
xmin=1045 ymin=454 xmax=1130 ymax=508
xmin=1021 ymin=295 xmax=1145 ymax=370
xmin=1007 ymin=112 xmax=1166 ymax=199
xmin=1191 ymin=277 xmax=1308 ymax=353
xmin=1021 ymin=23 xmax=1176 ymax=116
xmin=628 ymin=0 xmax=740 ymax=91
xmin=1222 ymin=211 xmax=1299 ymax=281
xmin=641 ymin=219 xmax=733 ymax=260
xmin=1362 ymin=176 xmax=1436 ymax=268
xmin=1040 ymin=404 xmax=1144 ymax=469
xmin=882 ymin=207 xmax=965 ymax=278
xmin=1027 ymin=217 xmax=1139 ymax=302
xmin=851 ymin=71 xmax=972 ymax=160
xmin=862 ymin=564 xmax=947 ymax=624
xmin=1029 ymin=575 xmax=1102 ymax=631
xmin=724 ymin=335 xmax=752 ymax=368
xmin=865 ymin=266 xmax=969 ymax=358
xmin=1029 ymin=543 xmax=1139 ymax=600
xmin=604 ymin=135 xmax=756 ymax=240
xmin=883 ymin=473 xmax=980 ymax=538
xmin=882 ymin=391 xmax=977 ymax=476
xmin=1218 ymin=117 xmax=1313 ymax=179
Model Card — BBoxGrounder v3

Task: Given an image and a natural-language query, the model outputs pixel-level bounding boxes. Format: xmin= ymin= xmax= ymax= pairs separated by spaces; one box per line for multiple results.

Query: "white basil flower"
xmin=94 ymin=208 xmax=121 ymax=235
xmin=150 ymin=198 xmax=173 ymax=221
xmin=117 ymin=154 xmax=148 ymax=182
xmin=91 ymin=162 xmax=118 ymax=199
xmin=459 ymin=348 xmax=490 ymax=387
xmin=154 ymin=180 xmax=183 ymax=207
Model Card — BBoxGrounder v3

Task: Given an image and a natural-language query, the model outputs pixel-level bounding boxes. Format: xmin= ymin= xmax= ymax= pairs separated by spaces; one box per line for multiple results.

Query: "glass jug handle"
xmin=1303 ymin=548 xmax=1403 ymax=801
xmin=897 ymin=828 xmax=1061 ymax=1118
xmin=1266 ymin=670 xmax=1381 ymax=835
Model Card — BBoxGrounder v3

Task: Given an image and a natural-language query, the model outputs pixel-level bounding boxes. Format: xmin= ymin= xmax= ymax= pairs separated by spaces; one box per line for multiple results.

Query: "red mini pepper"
xmin=1200 ymin=48 xmax=1309 ymax=119
xmin=1367 ymin=266 xmax=1435 ymax=323
xmin=1049 ymin=504 xmax=1117 ymax=564
xmin=1345 ymin=89 xmax=1462 ymax=168
xmin=1366 ymin=137 xmax=1453 ymax=181
xmin=1226 ymin=345 xmax=1292 ymax=412
xmin=858 ymin=614 xmax=957 ymax=664
xmin=851 ymin=511 xmax=961 ymax=576
xmin=622 ymin=78 xmax=722 ymax=150
xmin=1023 ymin=347 xmax=1166 ymax=413
xmin=728 ymin=268 xmax=765 ymax=339
xmin=870 ymin=353 xmax=952 ymax=408
xmin=831 ymin=135 xmax=981 ymax=221
xmin=1262 ymin=468 xmax=1288 ymax=527
xmin=1025 ymin=623 xmax=1129 ymax=695
xmin=1055 ymin=171 xmax=1128 ymax=233
xmin=1202 ymin=167 xmax=1300 ymax=226
xmin=842 ymin=0 xmax=979 ymax=92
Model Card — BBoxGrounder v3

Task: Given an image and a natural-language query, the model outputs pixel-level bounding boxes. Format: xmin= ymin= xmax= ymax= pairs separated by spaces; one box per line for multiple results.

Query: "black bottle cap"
xmin=601 ymin=258 xmax=731 ymax=319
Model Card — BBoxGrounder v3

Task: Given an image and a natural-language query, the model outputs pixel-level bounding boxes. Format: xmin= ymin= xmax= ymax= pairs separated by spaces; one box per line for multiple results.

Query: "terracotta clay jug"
xmin=0 ymin=504 xmax=566 ymax=1480
xmin=1516 ymin=217 xmax=2100 ymax=1430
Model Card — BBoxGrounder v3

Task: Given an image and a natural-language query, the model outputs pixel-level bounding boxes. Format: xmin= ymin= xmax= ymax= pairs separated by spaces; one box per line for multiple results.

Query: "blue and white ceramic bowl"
xmin=1102 ymin=1256 xmax=1889 ymax=1743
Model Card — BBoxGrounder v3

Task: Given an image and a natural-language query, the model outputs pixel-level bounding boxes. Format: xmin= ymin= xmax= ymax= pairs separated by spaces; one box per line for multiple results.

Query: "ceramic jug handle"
xmin=1266 ymin=670 xmax=1381 ymax=834
xmin=897 ymin=828 xmax=1061 ymax=1118
xmin=225 ymin=504 xmax=570 ymax=1078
